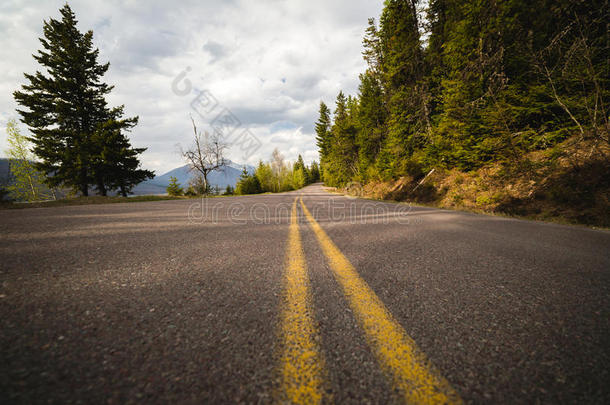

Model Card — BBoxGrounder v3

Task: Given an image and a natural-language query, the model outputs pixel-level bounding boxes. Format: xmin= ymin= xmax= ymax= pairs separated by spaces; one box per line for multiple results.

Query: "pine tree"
xmin=291 ymin=165 xmax=306 ymax=190
xmin=235 ymin=166 xmax=261 ymax=195
xmin=308 ymin=161 xmax=320 ymax=183
xmin=255 ymin=160 xmax=274 ymax=192
xmin=294 ymin=154 xmax=310 ymax=184
xmin=423 ymin=0 xmax=449 ymax=121
xmin=324 ymin=92 xmax=359 ymax=186
xmin=362 ymin=18 xmax=384 ymax=77
xmin=378 ymin=0 xmax=428 ymax=176
xmin=166 ymin=176 xmax=183 ymax=196
xmin=92 ymin=116 xmax=154 ymax=196
xmin=356 ymin=70 xmax=386 ymax=179
xmin=315 ymin=101 xmax=332 ymax=163
xmin=313 ymin=0 xmax=608 ymax=188
xmin=294 ymin=154 xmax=304 ymax=172
xmin=13 ymin=4 xmax=151 ymax=196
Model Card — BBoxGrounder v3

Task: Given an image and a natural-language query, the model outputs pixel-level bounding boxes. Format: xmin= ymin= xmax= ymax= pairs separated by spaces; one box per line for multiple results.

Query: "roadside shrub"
xmin=166 ymin=176 xmax=183 ymax=196
xmin=476 ymin=194 xmax=493 ymax=206
xmin=451 ymin=192 xmax=463 ymax=205
xmin=235 ymin=174 xmax=261 ymax=195
xmin=184 ymin=186 xmax=197 ymax=197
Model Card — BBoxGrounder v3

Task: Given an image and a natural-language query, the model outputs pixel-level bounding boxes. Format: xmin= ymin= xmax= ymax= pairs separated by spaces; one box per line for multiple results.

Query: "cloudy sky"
xmin=0 ymin=0 xmax=384 ymax=174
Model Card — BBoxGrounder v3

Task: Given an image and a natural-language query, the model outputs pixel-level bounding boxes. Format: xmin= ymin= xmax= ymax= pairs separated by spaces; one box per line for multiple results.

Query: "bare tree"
xmin=271 ymin=148 xmax=286 ymax=192
xmin=181 ymin=116 xmax=228 ymax=195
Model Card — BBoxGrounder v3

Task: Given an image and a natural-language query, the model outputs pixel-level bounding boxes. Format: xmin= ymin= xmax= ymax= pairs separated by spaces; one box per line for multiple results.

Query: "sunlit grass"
xmin=0 ymin=194 xmax=235 ymax=209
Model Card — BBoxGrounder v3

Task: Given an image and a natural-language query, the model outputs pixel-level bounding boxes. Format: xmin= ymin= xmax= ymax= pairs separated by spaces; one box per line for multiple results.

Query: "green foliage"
xmin=291 ymin=166 xmax=306 ymax=190
xmin=356 ymin=71 xmax=386 ymax=180
xmin=235 ymin=166 xmax=261 ymax=195
xmin=0 ymin=176 xmax=8 ymax=201
xmin=255 ymin=160 xmax=275 ymax=192
xmin=321 ymin=92 xmax=360 ymax=187
xmin=91 ymin=118 xmax=154 ymax=196
xmin=0 ymin=194 xmax=186 ymax=210
xmin=315 ymin=102 xmax=332 ymax=162
xmin=294 ymin=154 xmax=310 ymax=184
xmin=184 ymin=186 xmax=197 ymax=197
xmin=13 ymin=4 xmax=153 ymax=197
xmin=314 ymin=0 xmax=608 ymax=187
xmin=309 ymin=161 xmax=321 ymax=183
xmin=237 ymin=153 xmax=319 ymax=195
xmin=166 ymin=176 xmax=183 ymax=196
xmin=5 ymin=119 xmax=50 ymax=202
xmin=188 ymin=174 xmax=208 ymax=195
xmin=224 ymin=184 xmax=234 ymax=195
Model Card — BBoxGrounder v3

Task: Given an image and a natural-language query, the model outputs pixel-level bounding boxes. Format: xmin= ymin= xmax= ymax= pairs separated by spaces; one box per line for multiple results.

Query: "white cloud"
xmin=0 ymin=0 xmax=383 ymax=174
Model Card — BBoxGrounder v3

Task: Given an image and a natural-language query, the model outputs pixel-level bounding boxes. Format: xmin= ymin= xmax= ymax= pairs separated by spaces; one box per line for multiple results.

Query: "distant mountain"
xmin=0 ymin=158 xmax=69 ymax=200
xmin=0 ymin=158 xmax=254 ymax=196
xmin=131 ymin=160 xmax=255 ymax=195
xmin=0 ymin=158 xmax=10 ymax=182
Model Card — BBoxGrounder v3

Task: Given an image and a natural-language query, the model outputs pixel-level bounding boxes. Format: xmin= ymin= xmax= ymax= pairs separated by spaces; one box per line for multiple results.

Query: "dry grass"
xmin=341 ymin=137 xmax=610 ymax=228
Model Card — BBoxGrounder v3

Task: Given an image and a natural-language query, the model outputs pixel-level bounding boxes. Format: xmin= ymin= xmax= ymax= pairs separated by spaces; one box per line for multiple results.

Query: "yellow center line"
xmin=300 ymin=197 xmax=462 ymax=405
xmin=276 ymin=197 xmax=328 ymax=404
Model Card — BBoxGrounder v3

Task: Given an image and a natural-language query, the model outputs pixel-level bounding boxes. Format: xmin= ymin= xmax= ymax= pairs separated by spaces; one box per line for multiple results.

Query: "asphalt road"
xmin=1 ymin=183 xmax=609 ymax=404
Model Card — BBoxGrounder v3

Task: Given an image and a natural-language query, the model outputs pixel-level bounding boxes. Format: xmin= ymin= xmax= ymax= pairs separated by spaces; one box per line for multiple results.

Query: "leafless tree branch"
xmin=181 ymin=115 xmax=228 ymax=194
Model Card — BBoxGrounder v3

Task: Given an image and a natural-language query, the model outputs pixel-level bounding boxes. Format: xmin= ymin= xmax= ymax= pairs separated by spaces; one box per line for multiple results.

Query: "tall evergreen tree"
xmin=254 ymin=160 xmax=274 ymax=192
xmin=314 ymin=0 xmax=608 ymax=187
xmin=235 ymin=166 xmax=261 ymax=195
xmin=309 ymin=161 xmax=320 ymax=183
xmin=362 ymin=18 xmax=384 ymax=77
xmin=423 ymin=0 xmax=449 ymax=121
xmin=324 ymin=92 xmax=358 ymax=186
xmin=294 ymin=154 xmax=305 ymax=172
xmin=294 ymin=154 xmax=310 ymax=184
xmin=378 ymin=0 xmax=428 ymax=176
xmin=356 ymin=70 xmax=386 ymax=179
xmin=315 ymin=101 xmax=332 ymax=162
xmin=13 ymin=4 xmax=152 ymax=196
xmin=92 ymin=116 xmax=154 ymax=196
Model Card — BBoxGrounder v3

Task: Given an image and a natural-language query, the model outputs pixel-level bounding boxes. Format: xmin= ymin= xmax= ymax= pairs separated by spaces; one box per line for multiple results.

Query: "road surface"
xmin=1 ymin=183 xmax=609 ymax=403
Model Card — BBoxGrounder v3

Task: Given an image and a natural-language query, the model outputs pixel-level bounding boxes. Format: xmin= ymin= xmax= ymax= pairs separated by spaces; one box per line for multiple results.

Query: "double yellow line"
xmin=277 ymin=197 xmax=462 ymax=404
xmin=277 ymin=198 xmax=328 ymax=403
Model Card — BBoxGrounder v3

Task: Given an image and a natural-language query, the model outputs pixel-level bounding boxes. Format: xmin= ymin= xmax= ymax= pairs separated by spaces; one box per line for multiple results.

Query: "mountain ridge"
xmin=132 ymin=160 xmax=255 ymax=195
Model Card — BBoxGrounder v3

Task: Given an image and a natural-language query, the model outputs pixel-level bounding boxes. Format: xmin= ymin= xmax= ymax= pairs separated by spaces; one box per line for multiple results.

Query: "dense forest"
xmin=316 ymin=0 xmax=609 ymax=225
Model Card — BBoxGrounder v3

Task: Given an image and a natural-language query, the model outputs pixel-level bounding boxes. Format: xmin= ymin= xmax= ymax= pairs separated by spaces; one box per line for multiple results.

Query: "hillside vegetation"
xmin=315 ymin=0 xmax=608 ymax=226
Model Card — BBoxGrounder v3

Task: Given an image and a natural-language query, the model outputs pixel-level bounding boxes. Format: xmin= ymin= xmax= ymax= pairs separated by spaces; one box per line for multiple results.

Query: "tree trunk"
xmin=120 ymin=184 xmax=127 ymax=197
xmin=97 ymin=180 xmax=107 ymax=196
xmin=80 ymin=166 xmax=89 ymax=196
xmin=26 ymin=171 xmax=37 ymax=201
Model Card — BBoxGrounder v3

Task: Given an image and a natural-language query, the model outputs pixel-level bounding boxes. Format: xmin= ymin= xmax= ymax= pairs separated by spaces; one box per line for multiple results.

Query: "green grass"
xmin=0 ymin=194 xmax=236 ymax=209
